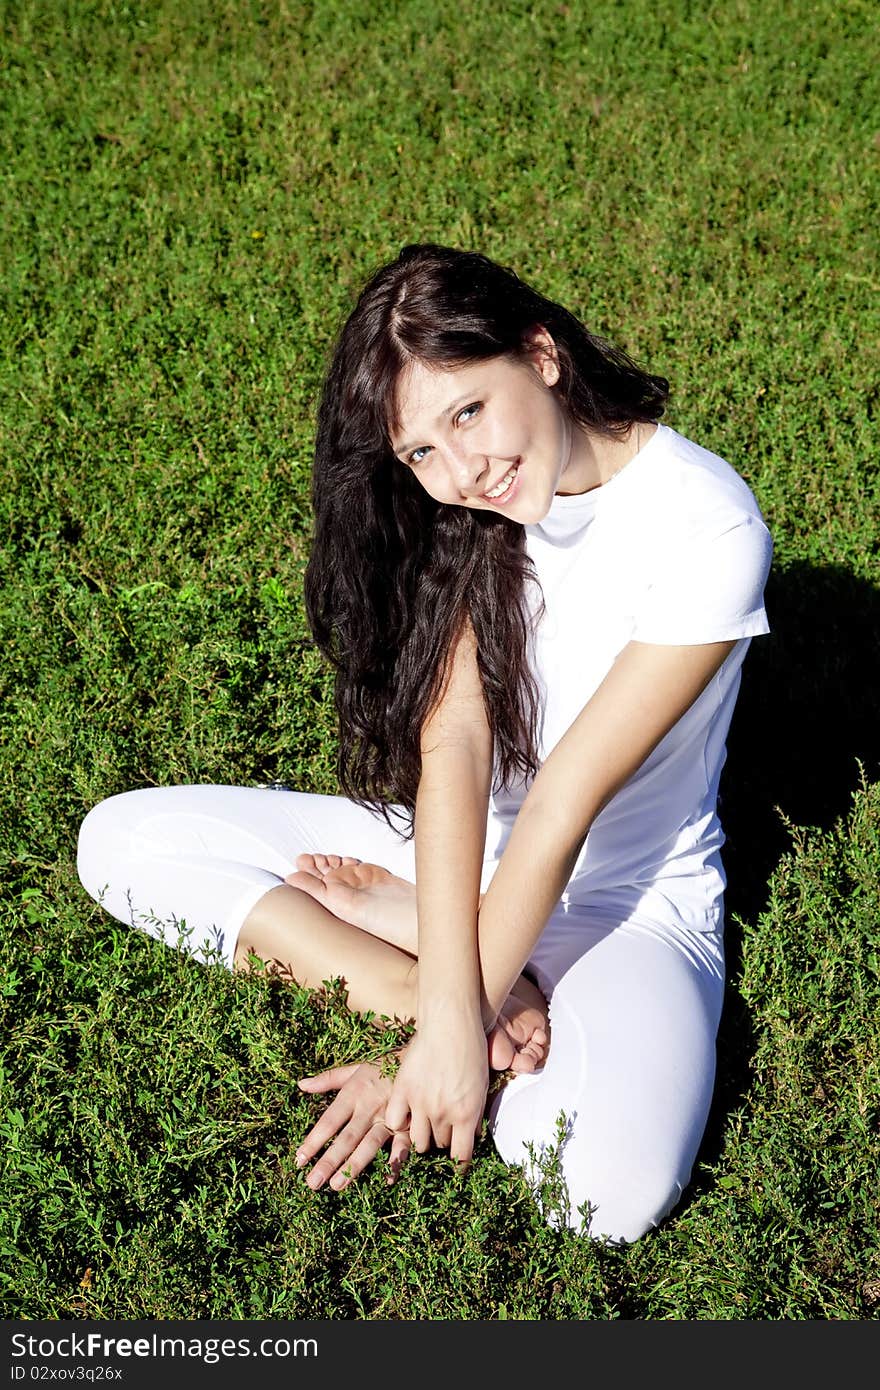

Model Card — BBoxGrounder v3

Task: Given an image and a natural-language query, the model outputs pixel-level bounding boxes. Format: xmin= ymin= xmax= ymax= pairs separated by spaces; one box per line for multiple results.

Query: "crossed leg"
xmin=76 ymin=784 xmax=552 ymax=1190
xmin=238 ymin=852 xmax=550 ymax=1073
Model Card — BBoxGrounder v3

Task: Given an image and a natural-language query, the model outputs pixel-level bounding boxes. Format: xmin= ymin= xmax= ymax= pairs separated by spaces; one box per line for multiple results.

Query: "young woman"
xmin=77 ymin=243 xmax=772 ymax=1244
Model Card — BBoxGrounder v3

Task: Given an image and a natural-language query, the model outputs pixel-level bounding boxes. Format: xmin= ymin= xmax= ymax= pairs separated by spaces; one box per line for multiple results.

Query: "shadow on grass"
xmin=696 ymin=558 xmax=880 ymax=1175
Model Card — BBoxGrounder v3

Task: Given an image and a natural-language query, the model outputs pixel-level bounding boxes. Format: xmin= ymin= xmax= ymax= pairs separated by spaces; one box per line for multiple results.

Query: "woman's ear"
xmin=523 ymin=325 xmax=560 ymax=386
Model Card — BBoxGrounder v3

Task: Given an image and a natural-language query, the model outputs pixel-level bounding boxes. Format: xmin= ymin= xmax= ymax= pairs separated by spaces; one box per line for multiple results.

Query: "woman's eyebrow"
xmin=393 ymin=393 xmax=474 ymax=455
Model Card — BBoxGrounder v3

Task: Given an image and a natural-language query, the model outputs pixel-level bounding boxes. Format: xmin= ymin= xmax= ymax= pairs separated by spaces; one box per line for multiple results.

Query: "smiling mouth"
xmin=482 ymin=460 xmax=521 ymax=503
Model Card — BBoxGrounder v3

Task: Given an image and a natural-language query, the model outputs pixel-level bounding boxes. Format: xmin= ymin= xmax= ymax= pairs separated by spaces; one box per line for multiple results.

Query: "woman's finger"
xmin=295 ymin=1092 xmax=357 ymax=1168
xmin=329 ymin=1121 xmax=396 ymax=1191
xmin=304 ymin=1119 xmax=376 ymax=1190
xmin=449 ymin=1122 xmax=477 ymax=1173
xmin=408 ymin=1113 xmax=433 ymax=1154
xmin=297 ymin=1063 xmax=362 ymax=1093
xmin=386 ymin=1131 xmax=411 ymax=1184
xmin=431 ymin=1119 xmax=452 ymax=1152
xmin=384 ymin=1087 xmax=410 ymax=1134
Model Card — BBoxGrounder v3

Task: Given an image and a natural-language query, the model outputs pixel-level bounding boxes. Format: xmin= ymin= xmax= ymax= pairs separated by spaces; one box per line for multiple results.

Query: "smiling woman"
xmin=76 ymin=243 xmax=773 ymax=1244
xmin=387 ymin=340 xmax=644 ymax=515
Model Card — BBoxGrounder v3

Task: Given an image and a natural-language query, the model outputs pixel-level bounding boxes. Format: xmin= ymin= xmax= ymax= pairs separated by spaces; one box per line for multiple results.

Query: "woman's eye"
xmin=406 ymin=403 xmax=481 ymax=465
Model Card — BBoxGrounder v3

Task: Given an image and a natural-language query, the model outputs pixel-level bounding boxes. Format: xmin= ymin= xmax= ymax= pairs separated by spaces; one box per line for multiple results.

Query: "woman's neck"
xmin=557 ymin=421 xmax=656 ymax=496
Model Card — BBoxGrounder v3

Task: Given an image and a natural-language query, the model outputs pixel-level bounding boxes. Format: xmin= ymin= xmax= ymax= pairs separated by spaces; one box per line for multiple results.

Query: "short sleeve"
xmin=631 ymin=511 xmax=773 ymax=645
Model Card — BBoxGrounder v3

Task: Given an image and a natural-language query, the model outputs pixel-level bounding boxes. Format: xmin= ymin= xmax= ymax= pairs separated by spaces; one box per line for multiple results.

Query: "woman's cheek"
xmin=426 ymin=468 xmax=455 ymax=505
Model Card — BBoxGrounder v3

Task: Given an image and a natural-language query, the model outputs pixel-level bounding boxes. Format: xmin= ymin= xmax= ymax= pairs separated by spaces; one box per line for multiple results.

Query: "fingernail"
xmin=295 ymin=1150 xmax=307 ymax=1168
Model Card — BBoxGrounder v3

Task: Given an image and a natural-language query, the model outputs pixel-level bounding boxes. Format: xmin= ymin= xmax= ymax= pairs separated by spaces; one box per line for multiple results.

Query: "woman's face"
xmin=388 ymin=329 xmax=592 ymax=524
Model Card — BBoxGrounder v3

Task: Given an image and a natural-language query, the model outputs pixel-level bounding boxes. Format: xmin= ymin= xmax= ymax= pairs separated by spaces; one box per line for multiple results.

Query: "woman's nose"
xmin=448 ymin=444 xmax=488 ymax=496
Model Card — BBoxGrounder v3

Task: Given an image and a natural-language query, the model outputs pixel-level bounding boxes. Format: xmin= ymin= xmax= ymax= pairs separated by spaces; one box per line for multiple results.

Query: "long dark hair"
xmin=305 ymin=243 xmax=668 ymax=835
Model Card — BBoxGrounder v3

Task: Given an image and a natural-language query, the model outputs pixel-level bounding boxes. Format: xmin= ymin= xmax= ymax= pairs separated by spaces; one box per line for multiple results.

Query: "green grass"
xmin=1 ymin=0 xmax=878 ymax=1319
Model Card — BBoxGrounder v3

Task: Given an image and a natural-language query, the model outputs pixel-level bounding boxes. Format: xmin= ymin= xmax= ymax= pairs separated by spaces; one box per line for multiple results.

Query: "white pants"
xmin=76 ymin=783 xmax=725 ymax=1244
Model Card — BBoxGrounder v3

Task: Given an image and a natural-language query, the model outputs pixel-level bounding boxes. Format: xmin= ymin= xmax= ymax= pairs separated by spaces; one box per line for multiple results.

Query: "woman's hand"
xmin=296 ymin=1006 xmax=500 ymax=1194
xmin=384 ymin=1017 xmax=489 ymax=1170
xmin=295 ymin=1059 xmax=412 ymax=1191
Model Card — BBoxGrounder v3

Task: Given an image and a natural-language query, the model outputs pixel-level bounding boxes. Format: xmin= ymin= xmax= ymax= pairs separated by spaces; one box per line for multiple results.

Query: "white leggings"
xmin=76 ymin=783 xmax=725 ymax=1244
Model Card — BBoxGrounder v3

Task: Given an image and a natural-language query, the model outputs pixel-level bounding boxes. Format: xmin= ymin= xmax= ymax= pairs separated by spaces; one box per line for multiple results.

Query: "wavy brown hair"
xmin=305 ymin=243 xmax=668 ymax=835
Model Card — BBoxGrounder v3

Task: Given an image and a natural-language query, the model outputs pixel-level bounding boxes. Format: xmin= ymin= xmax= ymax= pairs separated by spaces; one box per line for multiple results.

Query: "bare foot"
xmin=286 ymin=855 xmax=551 ymax=1073
xmin=285 ymin=855 xmax=420 ymax=953
xmin=487 ymin=975 xmax=551 ymax=1076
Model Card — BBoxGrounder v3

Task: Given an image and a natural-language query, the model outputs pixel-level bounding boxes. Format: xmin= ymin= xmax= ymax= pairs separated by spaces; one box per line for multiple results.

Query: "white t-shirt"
xmin=489 ymin=422 xmax=773 ymax=929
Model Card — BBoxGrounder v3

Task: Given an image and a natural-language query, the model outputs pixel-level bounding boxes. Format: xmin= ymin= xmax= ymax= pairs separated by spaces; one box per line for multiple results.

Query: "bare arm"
xmin=385 ymin=617 xmax=496 ymax=1161
xmin=415 ymin=616 xmax=494 ymax=1033
xmin=475 ymin=638 xmax=738 ymax=1029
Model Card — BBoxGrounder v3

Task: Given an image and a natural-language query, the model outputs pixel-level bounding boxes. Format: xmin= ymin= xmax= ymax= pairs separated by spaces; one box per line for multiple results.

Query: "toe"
xmin=285 ymin=869 xmax=325 ymax=894
xmin=509 ymin=1050 xmax=537 ymax=1075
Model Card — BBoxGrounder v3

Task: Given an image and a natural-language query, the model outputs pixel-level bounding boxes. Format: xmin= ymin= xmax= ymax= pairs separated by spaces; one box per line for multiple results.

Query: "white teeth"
xmin=485 ymin=464 xmax=518 ymax=499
